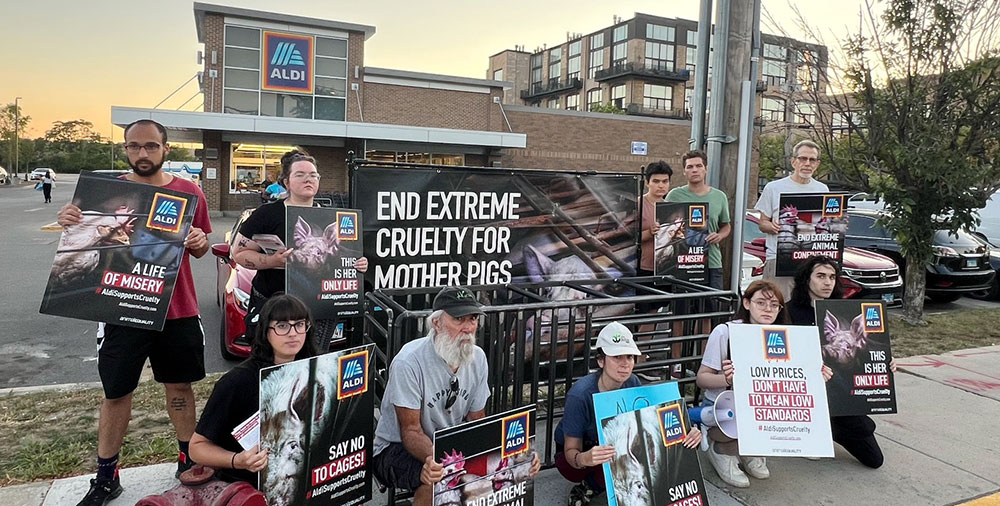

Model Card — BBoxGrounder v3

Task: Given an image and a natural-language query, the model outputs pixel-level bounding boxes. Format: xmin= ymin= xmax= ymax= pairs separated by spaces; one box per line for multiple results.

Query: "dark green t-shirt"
xmin=666 ymin=185 xmax=731 ymax=268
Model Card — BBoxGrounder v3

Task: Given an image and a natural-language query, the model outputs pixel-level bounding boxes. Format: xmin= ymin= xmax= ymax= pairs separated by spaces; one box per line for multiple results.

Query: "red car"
xmin=212 ymin=209 xmax=257 ymax=359
xmin=743 ymin=211 xmax=903 ymax=303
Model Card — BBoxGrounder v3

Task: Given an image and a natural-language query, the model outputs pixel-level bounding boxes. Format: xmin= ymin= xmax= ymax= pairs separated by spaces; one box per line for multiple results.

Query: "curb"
xmin=0 ymin=381 xmax=102 ymax=398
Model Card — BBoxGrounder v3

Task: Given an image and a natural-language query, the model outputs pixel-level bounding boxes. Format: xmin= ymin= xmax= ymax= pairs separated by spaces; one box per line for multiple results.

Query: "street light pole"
xmin=14 ymin=97 xmax=21 ymax=181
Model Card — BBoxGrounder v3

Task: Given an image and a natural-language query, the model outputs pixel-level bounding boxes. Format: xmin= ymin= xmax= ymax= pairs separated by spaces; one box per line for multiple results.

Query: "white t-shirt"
xmin=754 ymin=176 xmax=829 ymax=259
xmin=700 ymin=321 xmax=742 ymax=403
xmin=373 ymin=335 xmax=490 ymax=456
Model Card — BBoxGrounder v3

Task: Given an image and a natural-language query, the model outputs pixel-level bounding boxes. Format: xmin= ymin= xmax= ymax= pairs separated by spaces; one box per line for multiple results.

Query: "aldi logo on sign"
xmin=861 ymin=303 xmax=885 ymax=333
xmin=689 ymin=205 xmax=706 ymax=228
xmin=501 ymin=411 xmax=530 ymax=458
xmin=657 ymin=403 xmax=686 ymax=447
xmin=822 ymin=194 xmax=844 ymax=218
xmin=337 ymin=350 xmax=368 ymax=400
xmin=262 ymin=31 xmax=314 ymax=93
xmin=763 ymin=327 xmax=790 ymax=361
xmin=146 ymin=193 xmax=187 ymax=233
xmin=336 ymin=211 xmax=359 ymax=241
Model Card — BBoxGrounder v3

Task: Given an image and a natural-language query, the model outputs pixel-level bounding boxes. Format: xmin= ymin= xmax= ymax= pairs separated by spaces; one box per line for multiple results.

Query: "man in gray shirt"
xmin=372 ymin=286 xmax=539 ymax=505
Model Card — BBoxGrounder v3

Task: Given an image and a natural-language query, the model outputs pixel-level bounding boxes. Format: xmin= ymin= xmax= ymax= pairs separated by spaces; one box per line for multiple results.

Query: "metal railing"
xmin=362 ymin=276 xmax=736 ymax=465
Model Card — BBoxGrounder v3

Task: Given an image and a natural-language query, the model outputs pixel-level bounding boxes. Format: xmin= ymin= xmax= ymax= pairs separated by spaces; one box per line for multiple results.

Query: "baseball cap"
xmin=432 ymin=286 xmax=485 ymax=318
xmin=595 ymin=321 xmax=641 ymax=356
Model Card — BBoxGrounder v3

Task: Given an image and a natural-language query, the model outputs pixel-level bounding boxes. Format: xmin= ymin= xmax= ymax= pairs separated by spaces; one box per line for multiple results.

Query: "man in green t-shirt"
xmin=666 ymin=150 xmax=732 ymax=289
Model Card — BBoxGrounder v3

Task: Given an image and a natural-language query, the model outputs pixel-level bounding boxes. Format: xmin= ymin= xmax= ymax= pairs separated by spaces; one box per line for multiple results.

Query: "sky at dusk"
xmin=0 ymin=0 xmax=870 ymax=140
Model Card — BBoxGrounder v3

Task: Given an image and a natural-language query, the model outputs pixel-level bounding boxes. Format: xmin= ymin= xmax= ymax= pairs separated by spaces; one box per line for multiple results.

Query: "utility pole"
xmin=14 ymin=97 xmax=22 ymax=181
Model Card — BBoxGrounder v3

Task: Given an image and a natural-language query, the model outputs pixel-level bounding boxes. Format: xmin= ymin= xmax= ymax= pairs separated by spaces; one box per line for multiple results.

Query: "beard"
xmin=433 ymin=328 xmax=477 ymax=370
xmin=129 ymin=156 xmax=165 ymax=177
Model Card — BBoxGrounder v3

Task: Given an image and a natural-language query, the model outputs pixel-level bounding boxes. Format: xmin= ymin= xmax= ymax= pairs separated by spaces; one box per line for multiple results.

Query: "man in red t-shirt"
xmin=58 ymin=119 xmax=212 ymax=506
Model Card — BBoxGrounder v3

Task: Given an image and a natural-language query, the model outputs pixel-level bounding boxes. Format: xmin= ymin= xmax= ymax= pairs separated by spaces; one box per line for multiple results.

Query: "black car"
xmin=845 ymin=209 xmax=995 ymax=303
xmin=970 ymin=190 xmax=1000 ymax=300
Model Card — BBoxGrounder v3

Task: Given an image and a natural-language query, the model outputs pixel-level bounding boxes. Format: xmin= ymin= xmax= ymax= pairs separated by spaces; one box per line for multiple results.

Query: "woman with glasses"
xmin=190 ymin=294 xmax=320 ymax=486
xmin=787 ymin=256 xmax=895 ymax=469
xmin=554 ymin=321 xmax=702 ymax=506
xmin=232 ymin=148 xmax=367 ymax=348
xmin=695 ymin=280 xmax=832 ymax=488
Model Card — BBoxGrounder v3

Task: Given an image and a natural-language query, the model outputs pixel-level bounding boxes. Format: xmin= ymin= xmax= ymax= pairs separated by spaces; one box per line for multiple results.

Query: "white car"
xmin=0 ymin=166 xmax=8 ymax=184
xmin=740 ymin=251 xmax=763 ymax=294
xmin=30 ymin=168 xmax=53 ymax=181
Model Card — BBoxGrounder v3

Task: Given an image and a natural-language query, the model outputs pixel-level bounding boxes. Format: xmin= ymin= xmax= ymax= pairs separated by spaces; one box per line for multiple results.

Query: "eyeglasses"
xmin=124 ymin=142 xmax=163 ymax=154
xmin=445 ymin=376 xmax=459 ymax=410
xmin=290 ymin=172 xmax=321 ymax=180
xmin=268 ymin=320 xmax=310 ymax=335
xmin=795 ymin=156 xmax=820 ymax=164
xmin=750 ymin=299 xmax=783 ymax=311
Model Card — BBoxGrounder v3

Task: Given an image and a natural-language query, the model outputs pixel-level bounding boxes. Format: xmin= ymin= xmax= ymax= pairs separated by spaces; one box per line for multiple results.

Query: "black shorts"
xmin=372 ymin=442 xmax=423 ymax=492
xmin=98 ymin=316 xmax=206 ymax=399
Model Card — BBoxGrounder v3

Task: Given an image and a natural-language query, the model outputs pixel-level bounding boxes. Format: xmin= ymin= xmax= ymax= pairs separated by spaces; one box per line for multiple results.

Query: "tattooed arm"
xmin=231 ymin=233 xmax=293 ymax=270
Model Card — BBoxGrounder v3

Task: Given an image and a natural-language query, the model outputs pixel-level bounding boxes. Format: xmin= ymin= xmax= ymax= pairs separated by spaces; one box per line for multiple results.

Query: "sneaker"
xmin=175 ymin=458 xmax=195 ymax=479
xmin=706 ymin=447 xmax=750 ymax=488
xmin=567 ymin=480 xmax=597 ymax=506
xmin=740 ymin=456 xmax=770 ymax=479
xmin=76 ymin=477 xmax=123 ymax=506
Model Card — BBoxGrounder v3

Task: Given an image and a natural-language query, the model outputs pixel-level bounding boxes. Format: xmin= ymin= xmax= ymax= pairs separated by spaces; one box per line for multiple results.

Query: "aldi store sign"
xmin=262 ymin=31 xmax=314 ymax=93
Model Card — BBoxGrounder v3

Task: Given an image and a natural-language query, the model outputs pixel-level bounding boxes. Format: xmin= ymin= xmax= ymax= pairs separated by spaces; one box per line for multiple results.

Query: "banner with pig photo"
xmin=599 ymin=400 xmax=710 ymax=506
xmin=814 ymin=300 xmax=897 ymax=416
xmin=351 ymin=164 xmax=641 ymax=290
xmin=654 ymin=201 xmax=709 ymax=283
xmin=432 ymin=406 xmax=537 ymax=506
xmin=39 ymin=172 xmax=197 ymax=330
xmin=775 ymin=193 xmax=848 ymax=276
xmin=259 ymin=343 xmax=375 ymax=506
xmin=285 ymin=206 xmax=364 ymax=319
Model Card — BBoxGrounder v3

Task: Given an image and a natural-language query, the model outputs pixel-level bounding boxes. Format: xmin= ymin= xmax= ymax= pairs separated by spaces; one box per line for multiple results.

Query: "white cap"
xmin=596 ymin=322 xmax=641 ymax=357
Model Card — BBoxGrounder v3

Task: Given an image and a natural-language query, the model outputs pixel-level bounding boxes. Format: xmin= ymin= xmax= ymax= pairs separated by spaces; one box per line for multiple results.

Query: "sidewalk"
xmin=3 ymin=346 xmax=998 ymax=506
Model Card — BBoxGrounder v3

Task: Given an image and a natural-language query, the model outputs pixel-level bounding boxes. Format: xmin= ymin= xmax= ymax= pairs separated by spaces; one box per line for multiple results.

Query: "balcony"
xmin=520 ymin=77 xmax=583 ymax=99
xmin=594 ymin=62 xmax=691 ymax=83
xmin=625 ymin=103 xmax=691 ymax=120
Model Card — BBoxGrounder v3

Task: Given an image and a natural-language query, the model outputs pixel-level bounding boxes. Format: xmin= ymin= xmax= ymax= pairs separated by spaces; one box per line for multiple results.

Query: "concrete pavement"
xmin=3 ymin=346 xmax=998 ymax=506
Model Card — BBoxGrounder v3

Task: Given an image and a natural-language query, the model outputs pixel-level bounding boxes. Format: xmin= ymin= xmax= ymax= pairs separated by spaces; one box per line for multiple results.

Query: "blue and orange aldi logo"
xmin=146 ymin=193 xmax=187 ymax=233
xmin=822 ymin=194 xmax=844 ymax=218
xmin=861 ymin=303 xmax=885 ymax=333
xmin=337 ymin=211 xmax=359 ymax=241
xmin=763 ymin=327 xmax=790 ymax=361
xmin=501 ymin=411 xmax=530 ymax=458
xmin=689 ymin=205 xmax=706 ymax=228
xmin=337 ymin=350 xmax=368 ymax=400
xmin=657 ymin=403 xmax=686 ymax=447
xmin=262 ymin=31 xmax=314 ymax=94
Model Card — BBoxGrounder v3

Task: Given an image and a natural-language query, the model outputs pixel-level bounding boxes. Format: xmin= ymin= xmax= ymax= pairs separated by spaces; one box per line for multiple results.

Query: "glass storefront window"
xmin=223 ymin=89 xmax=259 ymax=115
xmin=230 ymin=144 xmax=294 ymax=193
xmin=224 ymin=47 xmax=259 ymax=69
xmin=315 ymin=97 xmax=346 ymax=120
xmin=316 ymin=57 xmax=348 ymax=78
xmin=315 ymin=77 xmax=347 ymax=97
xmin=225 ymin=26 xmax=260 ymax=48
xmin=260 ymin=93 xmax=313 ymax=118
xmin=224 ymin=68 xmax=260 ymax=90
xmin=317 ymin=37 xmax=348 ymax=58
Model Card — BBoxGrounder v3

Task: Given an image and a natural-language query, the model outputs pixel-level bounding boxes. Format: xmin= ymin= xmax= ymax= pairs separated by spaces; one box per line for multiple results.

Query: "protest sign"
xmin=728 ymin=324 xmax=834 ymax=457
xmin=351 ymin=165 xmax=640 ymax=290
xmin=815 ymin=300 xmax=897 ymax=416
xmin=775 ymin=193 xmax=848 ymax=276
xmin=39 ymin=172 xmax=197 ymax=330
xmin=593 ymin=382 xmax=681 ymax=506
xmin=600 ymin=400 xmax=710 ymax=506
xmin=285 ymin=206 xmax=364 ymax=318
xmin=654 ymin=201 xmax=709 ymax=283
xmin=259 ymin=344 xmax=374 ymax=506
xmin=432 ymin=406 xmax=536 ymax=506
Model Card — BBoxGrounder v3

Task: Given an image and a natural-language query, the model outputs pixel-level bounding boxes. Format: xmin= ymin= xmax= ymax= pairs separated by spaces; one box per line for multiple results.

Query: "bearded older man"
xmin=371 ymin=286 xmax=492 ymax=505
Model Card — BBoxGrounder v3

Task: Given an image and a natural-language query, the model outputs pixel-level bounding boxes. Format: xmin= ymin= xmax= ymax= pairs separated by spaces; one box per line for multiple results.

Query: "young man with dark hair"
xmin=638 ymin=161 xmax=673 ymax=278
xmin=58 ymin=119 xmax=213 ymax=506
xmin=666 ymin=150 xmax=732 ymax=289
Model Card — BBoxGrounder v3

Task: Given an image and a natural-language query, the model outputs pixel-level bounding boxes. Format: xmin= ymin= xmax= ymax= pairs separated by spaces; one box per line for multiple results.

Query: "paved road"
xmin=0 ymin=174 xmax=239 ymax=387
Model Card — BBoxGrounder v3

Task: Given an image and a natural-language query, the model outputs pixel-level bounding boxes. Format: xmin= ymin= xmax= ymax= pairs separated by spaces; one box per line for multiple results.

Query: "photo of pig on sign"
xmin=775 ymin=193 xmax=848 ymax=276
xmin=285 ymin=207 xmax=364 ymax=318
xmin=654 ymin=202 xmax=709 ymax=283
xmin=728 ymin=324 xmax=834 ymax=458
xmin=815 ymin=300 xmax=897 ymax=416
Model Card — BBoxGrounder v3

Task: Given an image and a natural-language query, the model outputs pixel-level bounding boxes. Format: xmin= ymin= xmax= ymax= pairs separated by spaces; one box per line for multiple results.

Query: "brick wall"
xmin=202 ymin=14 xmax=224 ymax=114
xmin=362 ymin=83 xmax=504 ymax=132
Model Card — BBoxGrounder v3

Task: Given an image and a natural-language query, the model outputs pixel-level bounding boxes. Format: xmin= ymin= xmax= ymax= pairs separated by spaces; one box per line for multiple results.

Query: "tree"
xmin=45 ymin=120 xmax=103 ymax=143
xmin=166 ymin=146 xmax=197 ymax=162
xmin=0 ymin=103 xmax=31 ymax=172
xmin=589 ymin=102 xmax=627 ymax=115
xmin=798 ymin=0 xmax=1000 ymax=323
xmin=756 ymin=134 xmax=788 ymax=182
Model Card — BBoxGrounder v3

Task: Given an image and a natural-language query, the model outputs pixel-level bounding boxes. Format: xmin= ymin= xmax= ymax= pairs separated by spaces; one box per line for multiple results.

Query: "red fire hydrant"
xmin=135 ymin=465 xmax=267 ymax=506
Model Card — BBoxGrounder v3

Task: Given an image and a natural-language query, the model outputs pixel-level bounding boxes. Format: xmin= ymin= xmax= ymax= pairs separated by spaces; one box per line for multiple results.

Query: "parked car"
xmin=30 ymin=168 xmax=53 ymax=180
xmin=743 ymin=211 xmax=904 ymax=303
xmin=739 ymin=251 xmax=763 ymax=293
xmin=0 ymin=166 xmax=8 ymax=184
xmin=969 ymin=190 xmax=1000 ymax=300
xmin=845 ymin=209 xmax=995 ymax=303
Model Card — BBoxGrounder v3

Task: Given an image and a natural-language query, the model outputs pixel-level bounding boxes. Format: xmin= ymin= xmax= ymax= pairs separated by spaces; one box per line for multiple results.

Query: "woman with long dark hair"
xmin=190 ymin=294 xmax=321 ymax=486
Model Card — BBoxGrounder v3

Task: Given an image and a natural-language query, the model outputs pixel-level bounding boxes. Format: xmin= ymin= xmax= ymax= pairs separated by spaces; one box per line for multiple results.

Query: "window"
xmin=547 ymin=98 xmax=561 ymax=109
xmin=587 ymin=88 xmax=603 ymax=110
xmin=493 ymin=69 xmax=503 ymax=81
xmin=365 ymin=151 xmax=465 ymax=166
xmin=684 ymin=87 xmax=694 ymax=112
xmin=762 ymin=43 xmax=787 ymax=86
xmin=566 ymin=94 xmax=579 ymax=111
xmin=760 ymin=97 xmax=786 ymax=122
xmin=612 ymin=25 xmax=628 ymax=67
xmin=567 ymin=40 xmax=582 ymax=81
xmin=797 ymin=50 xmax=819 ymax=91
xmin=685 ymin=31 xmax=698 ymax=72
xmin=223 ymin=25 xmax=261 ymax=115
xmin=549 ymin=47 xmax=562 ymax=84
xmin=530 ymin=53 xmax=543 ymax=91
xmin=611 ymin=84 xmax=626 ymax=109
xmin=613 ymin=25 xmax=628 ymax=42
xmin=793 ymin=102 xmax=816 ymax=124
xmin=646 ymin=24 xmax=675 ymax=42
xmin=589 ymin=33 xmax=605 ymax=78
xmin=645 ymin=42 xmax=675 ymax=71
xmin=313 ymin=35 xmax=348 ymax=120
xmin=643 ymin=84 xmax=671 ymax=110
xmin=260 ymin=92 xmax=313 ymax=119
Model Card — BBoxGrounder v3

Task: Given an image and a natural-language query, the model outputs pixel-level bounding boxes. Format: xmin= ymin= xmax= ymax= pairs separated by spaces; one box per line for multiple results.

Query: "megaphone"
xmin=688 ymin=390 xmax=738 ymax=439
